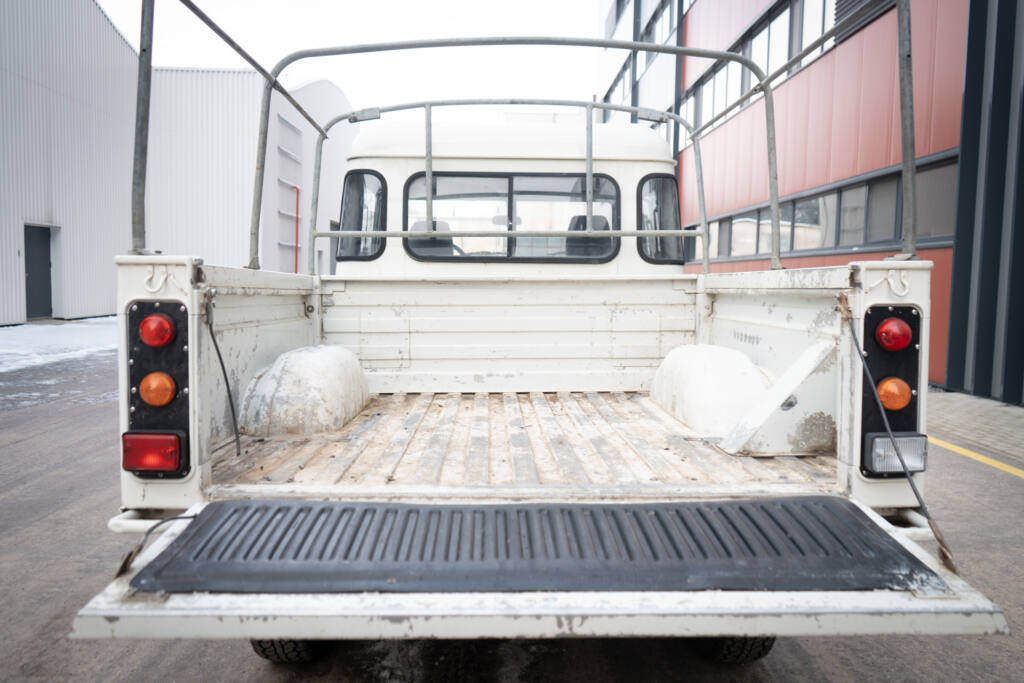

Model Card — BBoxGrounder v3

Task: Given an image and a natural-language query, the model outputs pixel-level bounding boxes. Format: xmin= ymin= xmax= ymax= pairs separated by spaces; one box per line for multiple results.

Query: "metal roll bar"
xmin=305 ymin=97 xmax=710 ymax=274
xmin=244 ymin=37 xmax=782 ymax=271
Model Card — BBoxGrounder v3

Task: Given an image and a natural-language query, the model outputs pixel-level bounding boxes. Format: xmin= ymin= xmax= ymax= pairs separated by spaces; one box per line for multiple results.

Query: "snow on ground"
xmin=0 ymin=317 xmax=117 ymax=374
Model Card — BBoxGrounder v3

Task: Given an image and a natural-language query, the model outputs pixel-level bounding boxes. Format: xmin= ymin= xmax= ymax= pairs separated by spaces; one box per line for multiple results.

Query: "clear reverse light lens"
xmin=863 ymin=432 xmax=927 ymax=475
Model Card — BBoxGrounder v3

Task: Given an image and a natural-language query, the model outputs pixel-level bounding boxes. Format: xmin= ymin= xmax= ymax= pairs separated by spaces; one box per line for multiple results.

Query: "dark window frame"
xmin=637 ymin=172 xmax=686 ymax=265
xmin=335 ymin=168 xmax=387 ymax=262
xmin=402 ymin=171 xmax=622 ymax=264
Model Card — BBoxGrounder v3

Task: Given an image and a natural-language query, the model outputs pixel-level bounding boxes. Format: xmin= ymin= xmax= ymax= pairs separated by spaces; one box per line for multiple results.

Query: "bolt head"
xmin=180 ymin=305 xmax=186 ymax=312
xmin=154 ymin=302 xmax=160 ymax=308
xmin=130 ymin=304 xmax=138 ymax=312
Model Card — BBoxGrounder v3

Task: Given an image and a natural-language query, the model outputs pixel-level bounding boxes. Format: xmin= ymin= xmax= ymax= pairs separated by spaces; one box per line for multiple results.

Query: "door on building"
xmin=24 ymin=225 xmax=53 ymax=319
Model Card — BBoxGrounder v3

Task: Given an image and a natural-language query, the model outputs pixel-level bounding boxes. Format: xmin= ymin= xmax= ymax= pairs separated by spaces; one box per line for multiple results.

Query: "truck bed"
xmin=210 ymin=392 xmax=836 ymax=501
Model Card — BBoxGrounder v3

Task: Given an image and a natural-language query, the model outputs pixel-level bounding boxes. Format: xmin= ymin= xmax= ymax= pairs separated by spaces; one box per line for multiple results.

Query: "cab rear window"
xmin=637 ymin=174 xmax=684 ymax=264
xmin=404 ymin=173 xmax=620 ymax=262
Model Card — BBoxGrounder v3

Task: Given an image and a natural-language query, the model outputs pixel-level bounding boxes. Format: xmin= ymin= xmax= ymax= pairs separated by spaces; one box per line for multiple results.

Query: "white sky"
xmin=95 ymin=0 xmax=610 ymax=111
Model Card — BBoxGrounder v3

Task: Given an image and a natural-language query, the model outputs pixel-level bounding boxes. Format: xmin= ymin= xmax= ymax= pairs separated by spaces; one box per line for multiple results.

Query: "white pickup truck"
xmin=73 ymin=117 xmax=1005 ymax=664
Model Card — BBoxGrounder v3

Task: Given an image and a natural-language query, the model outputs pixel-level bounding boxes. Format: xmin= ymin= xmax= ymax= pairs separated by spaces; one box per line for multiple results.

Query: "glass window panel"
xmin=407 ymin=175 xmax=508 ymax=257
xmin=731 ymin=211 xmax=758 ymax=256
xmin=803 ymin=0 xmax=824 ymax=52
xmin=866 ymin=175 xmax=898 ymax=243
xmin=757 ymin=204 xmax=793 ymax=253
xmin=337 ymin=172 xmax=385 ymax=259
xmin=768 ymin=9 xmax=791 ymax=75
xmin=700 ymin=80 xmax=714 ymax=128
xmin=727 ymin=60 xmax=742 ymax=111
xmin=916 ymin=163 xmax=958 ymax=238
xmin=751 ymin=27 xmax=769 ymax=78
xmin=714 ymin=67 xmax=728 ymax=118
xmin=707 ymin=220 xmax=719 ymax=259
xmin=719 ymin=218 xmax=732 ymax=256
xmin=638 ymin=176 xmax=683 ymax=262
xmin=792 ymin=193 xmax=838 ymax=250
xmin=514 ymin=175 xmax=617 ymax=259
xmin=839 ymin=184 xmax=867 ymax=246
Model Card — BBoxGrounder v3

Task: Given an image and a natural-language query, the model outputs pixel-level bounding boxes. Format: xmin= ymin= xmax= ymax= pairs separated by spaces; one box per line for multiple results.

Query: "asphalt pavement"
xmin=0 ymin=353 xmax=1019 ymax=682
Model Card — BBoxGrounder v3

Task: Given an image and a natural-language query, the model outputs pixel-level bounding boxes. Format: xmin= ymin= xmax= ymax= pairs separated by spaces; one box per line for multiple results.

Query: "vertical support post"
xmin=585 ymin=103 xmax=594 ymax=231
xmin=692 ymin=136 xmax=710 ymax=273
xmin=294 ymin=187 xmax=300 ymax=274
xmin=762 ymin=83 xmax=783 ymax=270
xmin=249 ymin=81 xmax=274 ymax=270
xmin=424 ymin=104 xmax=433 ymax=230
xmin=307 ymin=133 xmax=326 ymax=275
xmin=130 ymin=0 xmax=155 ymax=253
xmin=897 ymin=0 xmax=917 ymax=257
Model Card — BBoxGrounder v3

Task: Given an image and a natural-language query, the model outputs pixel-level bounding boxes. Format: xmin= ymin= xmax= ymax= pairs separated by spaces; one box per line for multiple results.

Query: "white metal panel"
xmin=0 ymin=0 xmax=136 ymax=324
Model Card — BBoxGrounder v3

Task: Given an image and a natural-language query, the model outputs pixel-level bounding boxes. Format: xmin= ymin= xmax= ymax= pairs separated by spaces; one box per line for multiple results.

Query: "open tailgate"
xmin=73 ymin=496 xmax=1006 ymax=639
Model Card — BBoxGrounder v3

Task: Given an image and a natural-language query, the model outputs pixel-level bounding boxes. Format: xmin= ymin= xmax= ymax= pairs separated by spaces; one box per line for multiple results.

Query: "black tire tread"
xmin=250 ymin=639 xmax=319 ymax=664
xmin=698 ymin=636 xmax=776 ymax=665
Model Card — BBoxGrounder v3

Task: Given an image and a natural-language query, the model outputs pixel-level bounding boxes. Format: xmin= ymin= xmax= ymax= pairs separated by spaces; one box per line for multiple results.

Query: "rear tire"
xmin=696 ymin=636 xmax=776 ymax=665
xmin=250 ymin=639 xmax=323 ymax=664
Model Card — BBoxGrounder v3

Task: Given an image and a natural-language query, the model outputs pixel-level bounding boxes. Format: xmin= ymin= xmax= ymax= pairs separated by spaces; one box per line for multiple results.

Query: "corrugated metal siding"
xmin=146 ymin=69 xmax=264 ymax=268
xmin=0 ymin=0 xmax=136 ymax=324
xmin=678 ymin=0 xmax=968 ymax=223
xmin=947 ymin=0 xmax=1024 ymax=404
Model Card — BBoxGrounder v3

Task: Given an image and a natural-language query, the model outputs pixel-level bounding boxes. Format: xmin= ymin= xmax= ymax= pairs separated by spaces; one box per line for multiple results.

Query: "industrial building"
xmin=600 ymin=0 xmax=1022 ymax=404
xmin=0 ymin=0 xmax=352 ymax=326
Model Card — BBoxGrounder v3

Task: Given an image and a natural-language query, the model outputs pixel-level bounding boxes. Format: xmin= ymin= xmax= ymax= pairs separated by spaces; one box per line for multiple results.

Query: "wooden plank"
xmin=557 ymin=392 xmax=637 ymax=484
xmin=463 ymin=393 xmax=490 ymax=485
xmin=440 ymin=394 xmax=474 ymax=486
xmin=587 ymin=393 xmax=705 ymax=483
xmin=350 ymin=393 xmax=433 ymax=485
xmin=413 ymin=394 xmax=463 ymax=485
xmin=527 ymin=393 xmax=590 ymax=486
xmin=487 ymin=393 xmax=514 ymax=485
xmin=235 ymin=438 xmax=312 ymax=484
xmin=570 ymin=393 xmax=663 ymax=484
xmin=517 ymin=393 xmax=567 ymax=485
xmin=503 ymin=392 xmax=540 ymax=485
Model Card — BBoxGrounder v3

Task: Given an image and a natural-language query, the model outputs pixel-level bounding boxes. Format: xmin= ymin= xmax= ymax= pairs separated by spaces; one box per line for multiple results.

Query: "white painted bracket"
xmin=719 ymin=339 xmax=835 ymax=454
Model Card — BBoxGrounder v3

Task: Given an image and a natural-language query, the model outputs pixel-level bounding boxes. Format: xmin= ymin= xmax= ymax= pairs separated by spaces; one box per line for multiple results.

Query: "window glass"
xmin=717 ymin=218 xmax=732 ymax=257
xmin=916 ymin=163 xmax=958 ymax=238
xmin=337 ymin=171 xmax=385 ymax=260
xmin=700 ymin=79 xmax=714 ymax=128
xmin=866 ymin=175 xmax=898 ymax=243
xmin=406 ymin=174 xmax=618 ymax=261
xmin=713 ymin=67 xmax=728 ymax=119
xmin=757 ymin=204 xmax=793 ymax=253
xmin=638 ymin=175 xmax=683 ymax=262
xmin=792 ymin=193 xmax=838 ymax=250
xmin=727 ymin=60 xmax=742 ymax=110
xmin=802 ymin=0 xmax=825 ymax=63
xmin=768 ymin=9 xmax=791 ymax=75
xmin=838 ymin=184 xmax=867 ymax=245
xmin=731 ymin=211 xmax=758 ymax=256
xmin=707 ymin=220 xmax=719 ymax=260
xmin=751 ymin=27 xmax=769 ymax=79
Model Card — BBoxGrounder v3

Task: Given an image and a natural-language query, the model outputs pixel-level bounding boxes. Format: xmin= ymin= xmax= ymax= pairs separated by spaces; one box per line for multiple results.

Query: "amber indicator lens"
xmin=122 ymin=433 xmax=180 ymax=471
xmin=139 ymin=371 xmax=176 ymax=407
xmin=875 ymin=317 xmax=912 ymax=352
xmin=139 ymin=313 xmax=176 ymax=347
xmin=877 ymin=377 xmax=912 ymax=411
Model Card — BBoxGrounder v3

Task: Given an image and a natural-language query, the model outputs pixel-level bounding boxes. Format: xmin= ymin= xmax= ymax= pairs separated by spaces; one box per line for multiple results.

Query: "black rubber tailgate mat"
xmin=130 ymin=496 xmax=945 ymax=593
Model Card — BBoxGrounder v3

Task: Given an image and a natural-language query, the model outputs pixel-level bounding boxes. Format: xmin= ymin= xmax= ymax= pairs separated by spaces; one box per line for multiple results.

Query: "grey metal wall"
xmin=947 ymin=0 xmax=1024 ymax=405
xmin=0 ymin=0 xmax=136 ymax=324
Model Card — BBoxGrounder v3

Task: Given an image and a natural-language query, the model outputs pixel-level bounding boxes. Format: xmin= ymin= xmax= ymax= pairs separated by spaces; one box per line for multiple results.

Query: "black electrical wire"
xmin=843 ymin=310 xmax=957 ymax=573
xmin=206 ymin=298 xmax=242 ymax=459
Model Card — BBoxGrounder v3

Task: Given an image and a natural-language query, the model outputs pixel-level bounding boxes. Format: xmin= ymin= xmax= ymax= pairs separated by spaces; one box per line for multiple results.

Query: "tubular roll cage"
xmin=132 ymin=0 xmax=913 ymax=274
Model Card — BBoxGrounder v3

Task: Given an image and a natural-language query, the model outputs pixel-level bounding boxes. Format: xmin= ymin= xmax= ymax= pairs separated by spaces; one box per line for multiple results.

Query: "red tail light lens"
xmin=875 ymin=317 xmax=912 ymax=351
xmin=139 ymin=313 xmax=175 ymax=347
xmin=122 ymin=433 xmax=180 ymax=471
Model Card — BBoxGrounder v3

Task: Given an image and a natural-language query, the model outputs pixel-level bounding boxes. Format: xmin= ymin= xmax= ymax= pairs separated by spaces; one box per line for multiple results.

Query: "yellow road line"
xmin=928 ymin=435 xmax=1024 ymax=480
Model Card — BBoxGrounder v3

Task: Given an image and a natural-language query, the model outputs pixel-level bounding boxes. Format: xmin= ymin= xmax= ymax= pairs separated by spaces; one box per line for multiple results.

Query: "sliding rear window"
xmin=403 ymin=173 xmax=620 ymax=262
xmin=637 ymin=174 xmax=684 ymax=264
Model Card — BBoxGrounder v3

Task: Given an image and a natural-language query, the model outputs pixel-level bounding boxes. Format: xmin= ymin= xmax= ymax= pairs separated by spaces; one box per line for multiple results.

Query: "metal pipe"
xmin=692 ymin=137 xmax=710 ymax=273
xmin=293 ymin=187 xmax=300 ymax=274
xmin=248 ymin=37 xmax=774 ymax=269
xmin=315 ymin=229 xmax=706 ymax=238
xmin=130 ymin=0 xmax=155 ymax=253
xmin=585 ymin=103 xmax=594 ymax=232
xmin=764 ymin=86 xmax=782 ymax=269
xmin=424 ymin=104 xmax=433 ymax=232
xmin=896 ymin=0 xmax=917 ymax=257
xmin=308 ymin=134 xmax=326 ymax=275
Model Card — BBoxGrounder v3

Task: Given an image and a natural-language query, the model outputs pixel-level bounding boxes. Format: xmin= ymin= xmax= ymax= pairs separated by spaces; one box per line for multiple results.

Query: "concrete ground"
xmin=0 ymin=353 xmax=1019 ymax=682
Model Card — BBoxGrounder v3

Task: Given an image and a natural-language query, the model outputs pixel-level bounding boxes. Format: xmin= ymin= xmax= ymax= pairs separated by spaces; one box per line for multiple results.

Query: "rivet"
xmin=154 ymin=302 xmax=160 ymax=308
xmin=183 ymin=345 xmax=189 ymax=352
xmin=914 ymin=343 xmax=920 ymax=350
xmin=911 ymin=389 xmax=918 ymax=396
xmin=180 ymin=305 xmax=186 ymax=312
xmin=128 ymin=358 xmax=134 ymax=366
xmin=887 ymin=306 xmax=894 ymax=311
xmin=130 ymin=387 xmax=137 ymax=394
xmin=129 ymin=406 xmax=135 ymax=413
xmin=183 ymin=387 xmax=189 ymax=395
xmin=911 ymin=309 xmax=918 ymax=315
xmin=130 ymin=304 xmax=138 ymax=312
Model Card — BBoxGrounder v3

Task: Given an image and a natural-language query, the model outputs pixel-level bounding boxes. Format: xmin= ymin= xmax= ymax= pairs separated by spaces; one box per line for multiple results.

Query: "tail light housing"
xmin=125 ymin=300 xmax=190 ymax=478
xmin=860 ymin=305 xmax=923 ymax=478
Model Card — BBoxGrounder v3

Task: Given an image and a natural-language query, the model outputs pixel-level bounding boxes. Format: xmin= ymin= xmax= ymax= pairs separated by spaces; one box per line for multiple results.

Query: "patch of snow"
xmin=0 ymin=316 xmax=118 ymax=374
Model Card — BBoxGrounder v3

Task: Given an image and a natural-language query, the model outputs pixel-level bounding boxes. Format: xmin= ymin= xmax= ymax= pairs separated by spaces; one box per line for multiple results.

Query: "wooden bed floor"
xmin=212 ymin=392 xmax=836 ymax=496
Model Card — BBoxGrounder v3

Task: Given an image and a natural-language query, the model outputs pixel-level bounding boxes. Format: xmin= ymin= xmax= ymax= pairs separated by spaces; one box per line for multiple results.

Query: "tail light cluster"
xmin=122 ymin=301 xmax=190 ymax=478
xmin=861 ymin=306 xmax=926 ymax=478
